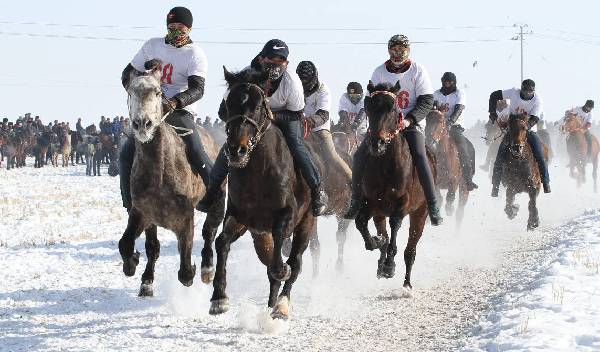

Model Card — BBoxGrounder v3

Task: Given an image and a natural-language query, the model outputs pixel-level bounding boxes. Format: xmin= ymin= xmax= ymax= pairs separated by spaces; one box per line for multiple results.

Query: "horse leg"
xmin=456 ymin=184 xmax=469 ymax=228
xmin=593 ymin=155 xmax=598 ymax=193
xmin=403 ymin=205 xmax=428 ymax=290
xmin=249 ymin=232 xmax=281 ymax=308
xmin=118 ymin=209 xmax=145 ymax=277
xmin=272 ymin=213 xmax=314 ymax=320
xmin=374 ymin=215 xmax=389 ymax=278
xmin=527 ymin=187 xmax=540 ymax=231
xmin=176 ymin=215 xmax=196 ymax=287
xmin=356 ymin=207 xmax=380 ymax=251
xmin=199 ymin=197 xmax=225 ymax=284
xmin=445 ymin=187 xmax=456 ymax=216
xmin=269 ymin=207 xmax=294 ymax=282
xmin=139 ymin=225 xmax=160 ymax=297
xmin=308 ymin=220 xmax=320 ymax=278
xmin=209 ymin=215 xmax=247 ymax=315
xmin=379 ymin=214 xmax=403 ymax=279
xmin=504 ymin=188 xmax=519 ymax=219
xmin=335 ymin=217 xmax=351 ymax=273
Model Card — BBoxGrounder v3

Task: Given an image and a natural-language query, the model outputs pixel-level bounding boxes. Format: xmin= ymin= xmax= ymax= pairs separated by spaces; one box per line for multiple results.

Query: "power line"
xmin=534 ymin=32 xmax=600 ymax=46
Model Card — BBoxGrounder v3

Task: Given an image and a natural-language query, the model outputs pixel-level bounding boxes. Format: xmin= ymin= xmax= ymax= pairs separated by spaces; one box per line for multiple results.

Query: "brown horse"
xmin=118 ymin=64 xmax=224 ymax=297
xmin=561 ymin=113 xmax=599 ymax=190
xmin=501 ymin=114 xmax=544 ymax=230
xmin=209 ymin=68 xmax=319 ymax=320
xmin=57 ymin=127 xmax=71 ymax=167
xmin=6 ymin=132 xmax=25 ymax=170
xmin=425 ymin=110 xmax=472 ymax=224
xmin=354 ymin=81 xmax=434 ymax=290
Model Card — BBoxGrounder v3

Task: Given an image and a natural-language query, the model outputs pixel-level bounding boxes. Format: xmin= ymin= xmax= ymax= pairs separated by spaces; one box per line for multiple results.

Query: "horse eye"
xmin=155 ymin=91 xmax=161 ymax=97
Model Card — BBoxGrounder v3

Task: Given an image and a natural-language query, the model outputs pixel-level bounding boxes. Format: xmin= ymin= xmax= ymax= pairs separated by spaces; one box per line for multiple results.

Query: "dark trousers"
xmin=119 ymin=110 xmax=212 ymax=207
xmin=449 ymin=125 xmax=475 ymax=182
xmin=492 ymin=131 xmax=549 ymax=186
xmin=208 ymin=119 xmax=321 ymax=192
xmin=350 ymin=125 xmax=438 ymax=206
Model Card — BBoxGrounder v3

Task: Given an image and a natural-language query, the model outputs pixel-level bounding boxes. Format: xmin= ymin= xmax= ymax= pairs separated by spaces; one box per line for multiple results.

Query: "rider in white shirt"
xmin=338 ymin=82 xmax=368 ymax=137
xmin=564 ymin=100 xmax=594 ymax=158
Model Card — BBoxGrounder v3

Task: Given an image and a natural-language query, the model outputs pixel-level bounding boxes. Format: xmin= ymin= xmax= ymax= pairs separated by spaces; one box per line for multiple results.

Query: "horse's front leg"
xmin=269 ymin=206 xmax=294 ymax=282
xmin=118 ymin=209 xmax=145 ymax=277
xmin=373 ymin=215 xmax=389 ymax=278
xmin=527 ymin=186 xmax=540 ymax=231
xmin=200 ymin=196 xmax=225 ymax=284
xmin=356 ymin=206 xmax=379 ymax=251
xmin=176 ymin=213 xmax=196 ymax=287
xmin=139 ymin=225 xmax=160 ymax=297
xmin=504 ymin=188 xmax=519 ymax=219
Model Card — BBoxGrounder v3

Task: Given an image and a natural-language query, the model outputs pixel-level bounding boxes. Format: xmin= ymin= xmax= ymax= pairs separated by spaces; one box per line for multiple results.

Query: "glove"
xmin=302 ymin=115 xmax=315 ymax=129
xmin=527 ymin=115 xmax=539 ymax=130
xmin=488 ymin=112 xmax=498 ymax=124
xmin=144 ymin=59 xmax=162 ymax=71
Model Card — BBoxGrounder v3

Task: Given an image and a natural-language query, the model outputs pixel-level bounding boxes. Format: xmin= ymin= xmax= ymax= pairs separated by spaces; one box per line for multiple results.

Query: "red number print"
xmin=161 ymin=63 xmax=174 ymax=84
xmin=397 ymin=91 xmax=410 ymax=109
xmin=515 ymin=107 xmax=528 ymax=115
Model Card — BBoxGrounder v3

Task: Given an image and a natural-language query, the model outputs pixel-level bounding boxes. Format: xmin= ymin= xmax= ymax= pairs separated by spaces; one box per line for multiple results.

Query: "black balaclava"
xmin=440 ymin=72 xmax=457 ymax=95
xmin=296 ymin=61 xmax=319 ymax=95
xmin=346 ymin=82 xmax=363 ymax=104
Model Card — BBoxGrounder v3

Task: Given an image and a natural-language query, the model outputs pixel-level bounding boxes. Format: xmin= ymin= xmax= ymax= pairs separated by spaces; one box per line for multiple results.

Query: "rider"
xmin=119 ymin=6 xmax=213 ymax=210
xmin=563 ymin=100 xmax=594 ymax=159
xmin=296 ymin=60 xmax=352 ymax=182
xmin=196 ymin=39 xmax=329 ymax=216
xmin=338 ymin=82 xmax=368 ymax=138
xmin=344 ymin=34 xmax=443 ymax=226
xmin=488 ymin=79 xmax=550 ymax=196
xmin=433 ymin=72 xmax=478 ymax=190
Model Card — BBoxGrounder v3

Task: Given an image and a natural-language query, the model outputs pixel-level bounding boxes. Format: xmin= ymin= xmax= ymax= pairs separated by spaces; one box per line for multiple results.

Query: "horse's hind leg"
xmin=403 ymin=205 xmax=428 ymax=290
xmin=209 ymin=215 xmax=247 ymax=315
xmin=272 ymin=214 xmax=314 ymax=320
xmin=200 ymin=197 xmax=225 ymax=284
xmin=335 ymin=217 xmax=351 ymax=273
xmin=139 ymin=225 xmax=160 ymax=297
xmin=527 ymin=187 xmax=540 ymax=231
xmin=176 ymin=214 xmax=197 ymax=287
xmin=308 ymin=220 xmax=320 ymax=278
xmin=118 ymin=209 xmax=145 ymax=277
xmin=456 ymin=184 xmax=469 ymax=227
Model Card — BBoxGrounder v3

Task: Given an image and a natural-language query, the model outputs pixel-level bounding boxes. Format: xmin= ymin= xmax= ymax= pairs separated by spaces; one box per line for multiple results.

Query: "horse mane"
xmin=223 ymin=66 xmax=268 ymax=89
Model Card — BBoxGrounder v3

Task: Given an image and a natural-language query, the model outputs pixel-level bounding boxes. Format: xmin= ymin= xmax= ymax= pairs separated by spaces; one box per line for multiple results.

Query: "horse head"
xmin=222 ymin=66 xmax=272 ymax=168
xmin=507 ymin=114 xmax=529 ymax=156
xmin=127 ymin=59 xmax=164 ymax=144
xmin=561 ymin=112 xmax=582 ymax=134
xmin=424 ymin=110 xmax=446 ymax=150
xmin=364 ymin=80 xmax=401 ymax=156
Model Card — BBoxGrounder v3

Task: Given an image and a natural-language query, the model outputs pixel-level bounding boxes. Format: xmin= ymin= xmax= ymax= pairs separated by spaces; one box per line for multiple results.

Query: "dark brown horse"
xmin=33 ymin=129 xmax=55 ymax=168
xmin=425 ymin=110 xmax=473 ymax=224
xmin=354 ymin=82 xmax=434 ymax=291
xmin=500 ymin=114 xmax=545 ymax=230
xmin=6 ymin=132 xmax=25 ymax=170
xmin=118 ymin=65 xmax=224 ymax=297
xmin=209 ymin=68 xmax=318 ymax=320
xmin=561 ymin=113 xmax=599 ymax=190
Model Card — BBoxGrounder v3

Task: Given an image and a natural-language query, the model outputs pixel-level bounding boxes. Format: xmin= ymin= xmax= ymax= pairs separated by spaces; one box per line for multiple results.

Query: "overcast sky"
xmin=2 ymin=0 xmax=599 ymax=127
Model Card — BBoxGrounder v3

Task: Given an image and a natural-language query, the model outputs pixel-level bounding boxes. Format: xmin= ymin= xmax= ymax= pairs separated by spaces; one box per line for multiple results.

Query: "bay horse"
xmin=561 ymin=113 xmax=599 ymax=190
xmin=354 ymin=81 xmax=435 ymax=291
xmin=117 ymin=63 xmax=224 ymax=297
xmin=209 ymin=68 xmax=319 ymax=320
xmin=425 ymin=110 xmax=473 ymax=224
xmin=500 ymin=114 xmax=545 ymax=230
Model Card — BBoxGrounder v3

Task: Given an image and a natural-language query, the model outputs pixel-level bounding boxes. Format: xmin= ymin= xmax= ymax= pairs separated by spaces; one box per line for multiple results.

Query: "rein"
xmin=367 ymin=90 xmax=405 ymax=144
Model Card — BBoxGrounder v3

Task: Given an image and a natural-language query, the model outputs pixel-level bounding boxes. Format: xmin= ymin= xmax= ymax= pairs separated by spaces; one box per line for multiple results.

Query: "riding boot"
xmin=119 ymin=137 xmax=135 ymax=211
xmin=196 ymin=146 xmax=228 ymax=212
xmin=343 ymin=141 xmax=368 ymax=219
xmin=450 ymin=125 xmax=478 ymax=191
xmin=404 ymin=126 xmax=443 ymax=226
xmin=164 ymin=110 xmax=213 ymax=187
xmin=527 ymin=131 xmax=550 ymax=193
xmin=491 ymin=142 xmax=508 ymax=197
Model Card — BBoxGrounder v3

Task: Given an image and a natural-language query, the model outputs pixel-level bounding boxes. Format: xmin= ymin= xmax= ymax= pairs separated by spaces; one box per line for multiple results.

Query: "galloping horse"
xmin=425 ymin=110 xmax=474 ymax=224
xmin=500 ymin=114 xmax=546 ymax=230
xmin=561 ymin=113 xmax=599 ymax=190
xmin=354 ymin=81 xmax=435 ymax=291
xmin=209 ymin=68 xmax=322 ymax=320
xmin=117 ymin=63 xmax=223 ymax=297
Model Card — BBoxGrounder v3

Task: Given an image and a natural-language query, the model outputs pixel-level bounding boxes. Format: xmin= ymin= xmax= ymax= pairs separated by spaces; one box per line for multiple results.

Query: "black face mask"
xmin=261 ymin=62 xmax=285 ymax=80
xmin=520 ymin=89 xmax=534 ymax=101
xmin=301 ymin=76 xmax=319 ymax=95
xmin=348 ymin=93 xmax=363 ymax=105
xmin=440 ymin=82 xmax=456 ymax=95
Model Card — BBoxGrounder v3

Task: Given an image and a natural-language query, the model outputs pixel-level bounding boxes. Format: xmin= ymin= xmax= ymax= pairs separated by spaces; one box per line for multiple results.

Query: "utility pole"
xmin=512 ymin=24 xmax=532 ymax=82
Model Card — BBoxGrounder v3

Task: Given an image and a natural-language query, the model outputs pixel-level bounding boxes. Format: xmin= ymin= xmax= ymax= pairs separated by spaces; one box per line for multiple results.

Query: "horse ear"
xmin=223 ymin=66 xmax=237 ymax=87
xmin=366 ymin=80 xmax=375 ymax=94
xmin=391 ymin=81 xmax=401 ymax=94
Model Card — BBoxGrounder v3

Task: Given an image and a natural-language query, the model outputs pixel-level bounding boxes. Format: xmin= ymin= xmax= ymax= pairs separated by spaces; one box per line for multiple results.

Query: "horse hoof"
xmin=379 ymin=261 xmax=396 ymax=279
xmin=138 ymin=281 xmax=154 ymax=297
xmin=403 ymin=281 xmax=413 ymax=290
xmin=178 ymin=264 xmax=196 ymax=287
xmin=270 ymin=263 xmax=292 ymax=282
xmin=200 ymin=266 xmax=215 ymax=284
xmin=122 ymin=251 xmax=140 ymax=277
xmin=209 ymin=298 xmax=230 ymax=315
xmin=281 ymin=237 xmax=292 ymax=258
xmin=270 ymin=296 xmax=290 ymax=320
xmin=527 ymin=219 xmax=539 ymax=231
xmin=364 ymin=236 xmax=382 ymax=251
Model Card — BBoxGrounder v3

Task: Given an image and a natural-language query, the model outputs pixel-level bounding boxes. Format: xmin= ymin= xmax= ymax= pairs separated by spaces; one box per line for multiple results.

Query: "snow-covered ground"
xmin=1 ymin=157 xmax=599 ymax=351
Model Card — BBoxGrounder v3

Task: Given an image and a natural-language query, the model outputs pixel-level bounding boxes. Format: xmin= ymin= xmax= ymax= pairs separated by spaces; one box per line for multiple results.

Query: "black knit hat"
xmin=260 ymin=39 xmax=289 ymax=60
xmin=166 ymin=7 xmax=193 ymax=28
xmin=347 ymin=82 xmax=363 ymax=94
xmin=521 ymin=79 xmax=535 ymax=91
xmin=585 ymin=100 xmax=594 ymax=108
xmin=441 ymin=72 xmax=457 ymax=83
xmin=296 ymin=61 xmax=317 ymax=81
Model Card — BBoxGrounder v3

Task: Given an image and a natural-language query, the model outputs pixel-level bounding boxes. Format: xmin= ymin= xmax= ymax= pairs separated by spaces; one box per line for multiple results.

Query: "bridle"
xmin=508 ymin=116 xmax=528 ymax=158
xmin=367 ymin=90 xmax=404 ymax=144
xmin=224 ymin=83 xmax=273 ymax=164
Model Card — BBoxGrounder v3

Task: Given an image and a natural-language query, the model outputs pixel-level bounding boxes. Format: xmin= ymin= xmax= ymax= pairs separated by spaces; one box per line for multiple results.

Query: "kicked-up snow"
xmin=1 ymin=158 xmax=599 ymax=351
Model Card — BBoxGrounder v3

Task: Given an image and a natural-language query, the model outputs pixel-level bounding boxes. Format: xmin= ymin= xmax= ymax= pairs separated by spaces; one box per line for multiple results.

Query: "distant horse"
xmin=57 ymin=127 xmax=71 ymax=167
xmin=117 ymin=63 xmax=223 ymax=297
xmin=354 ymin=81 xmax=435 ymax=291
xmin=70 ymin=130 xmax=84 ymax=165
xmin=561 ymin=113 xmax=599 ymax=190
xmin=0 ymin=131 xmax=6 ymax=168
xmin=425 ymin=110 xmax=474 ymax=224
xmin=500 ymin=114 xmax=546 ymax=230
xmin=6 ymin=132 xmax=25 ymax=170
xmin=33 ymin=130 xmax=55 ymax=168
xmin=209 ymin=68 xmax=320 ymax=320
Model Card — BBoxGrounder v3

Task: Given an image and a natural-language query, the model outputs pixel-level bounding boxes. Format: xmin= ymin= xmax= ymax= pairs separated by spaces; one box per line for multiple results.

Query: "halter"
xmin=367 ymin=90 xmax=405 ymax=144
xmin=224 ymin=83 xmax=274 ymax=165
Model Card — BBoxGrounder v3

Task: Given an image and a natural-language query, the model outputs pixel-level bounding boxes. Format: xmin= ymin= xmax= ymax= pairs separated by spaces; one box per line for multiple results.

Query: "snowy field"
xmin=1 ymin=157 xmax=599 ymax=352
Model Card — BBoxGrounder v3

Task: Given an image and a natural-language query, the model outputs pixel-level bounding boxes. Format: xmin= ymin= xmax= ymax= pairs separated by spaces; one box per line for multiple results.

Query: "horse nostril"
xmin=132 ymin=120 xmax=139 ymax=130
xmin=238 ymin=146 xmax=248 ymax=155
xmin=145 ymin=119 xmax=152 ymax=129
